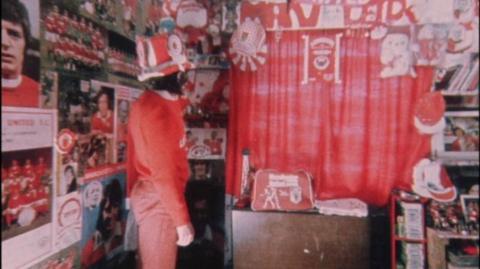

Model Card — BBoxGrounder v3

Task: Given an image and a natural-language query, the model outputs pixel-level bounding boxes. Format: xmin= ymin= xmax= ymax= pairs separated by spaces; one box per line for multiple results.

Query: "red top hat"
xmin=414 ymin=91 xmax=446 ymax=134
xmin=136 ymin=32 xmax=194 ymax=82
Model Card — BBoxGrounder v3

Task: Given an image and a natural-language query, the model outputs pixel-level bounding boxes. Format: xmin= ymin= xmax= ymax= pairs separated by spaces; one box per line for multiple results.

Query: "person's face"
xmin=65 ymin=168 xmax=75 ymax=184
xmin=102 ymin=198 xmax=120 ymax=233
xmin=98 ymin=94 xmax=109 ymax=114
xmin=2 ymin=19 xmax=25 ymax=78
xmin=69 ymin=104 xmax=84 ymax=124
xmin=455 ymin=128 xmax=465 ymax=137
xmin=194 ymin=163 xmax=207 ymax=179
xmin=118 ymin=101 xmax=129 ymax=121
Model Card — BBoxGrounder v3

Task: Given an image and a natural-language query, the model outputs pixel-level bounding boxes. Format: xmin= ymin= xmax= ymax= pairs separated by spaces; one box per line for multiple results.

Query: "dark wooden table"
xmin=232 ymin=209 xmax=371 ymax=269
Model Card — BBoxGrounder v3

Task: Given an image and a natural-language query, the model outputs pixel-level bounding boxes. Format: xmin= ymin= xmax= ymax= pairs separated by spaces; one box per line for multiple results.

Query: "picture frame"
xmin=460 ymin=194 xmax=479 ymax=224
xmin=432 ymin=111 xmax=480 ymax=163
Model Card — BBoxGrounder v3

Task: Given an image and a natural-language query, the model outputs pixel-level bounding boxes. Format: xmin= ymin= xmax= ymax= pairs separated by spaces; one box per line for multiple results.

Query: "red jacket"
xmin=127 ymin=90 xmax=190 ymax=227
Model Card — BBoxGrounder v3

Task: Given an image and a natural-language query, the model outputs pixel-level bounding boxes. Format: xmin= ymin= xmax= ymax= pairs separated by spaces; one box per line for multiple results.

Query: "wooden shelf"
xmin=427 ymin=228 xmax=479 ymax=269
xmin=427 ymin=228 xmax=479 ymax=240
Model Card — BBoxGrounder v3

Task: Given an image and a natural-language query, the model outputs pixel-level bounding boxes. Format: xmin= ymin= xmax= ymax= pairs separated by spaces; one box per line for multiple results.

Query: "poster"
xmin=27 ymin=242 xmax=81 ymax=269
xmin=41 ymin=2 xmax=107 ymax=73
xmin=2 ymin=0 xmax=41 ymax=108
xmin=432 ymin=111 xmax=479 ymax=162
xmin=1 ymin=107 xmax=57 ymax=269
xmin=54 ymin=192 xmax=82 ymax=251
xmin=113 ymin=86 xmax=142 ymax=163
xmin=86 ymin=80 xmax=117 ymax=172
xmin=186 ymin=128 xmax=227 ymax=160
xmin=80 ymin=168 xmax=127 ymax=269
xmin=186 ymin=70 xmax=230 ymax=116
xmin=40 ymin=71 xmax=58 ymax=109
xmin=57 ymin=74 xmax=92 ymax=178
xmin=442 ymin=112 xmax=479 ymax=152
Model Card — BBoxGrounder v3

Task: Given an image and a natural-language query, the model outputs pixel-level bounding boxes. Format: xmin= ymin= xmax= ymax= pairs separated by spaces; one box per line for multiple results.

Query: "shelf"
xmin=441 ymin=91 xmax=478 ymax=96
xmin=427 ymin=228 xmax=479 ymax=240
xmin=394 ymin=236 xmax=427 ymax=243
xmin=436 ymin=152 xmax=480 ymax=160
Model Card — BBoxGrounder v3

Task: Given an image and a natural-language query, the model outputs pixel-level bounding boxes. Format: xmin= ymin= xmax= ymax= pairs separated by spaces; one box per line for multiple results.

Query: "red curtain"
xmin=226 ymin=29 xmax=435 ymax=206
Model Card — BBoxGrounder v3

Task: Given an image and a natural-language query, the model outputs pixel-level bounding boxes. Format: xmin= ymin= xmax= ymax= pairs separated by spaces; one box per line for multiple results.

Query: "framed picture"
xmin=432 ymin=111 xmax=479 ymax=162
xmin=460 ymin=194 xmax=479 ymax=224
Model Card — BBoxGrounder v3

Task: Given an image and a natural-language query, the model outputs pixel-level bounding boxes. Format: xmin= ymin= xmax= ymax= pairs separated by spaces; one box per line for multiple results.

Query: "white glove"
xmin=176 ymin=223 xmax=194 ymax=246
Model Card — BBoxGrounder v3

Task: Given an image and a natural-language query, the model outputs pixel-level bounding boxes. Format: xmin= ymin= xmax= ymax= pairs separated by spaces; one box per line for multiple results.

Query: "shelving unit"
xmin=390 ymin=193 xmax=428 ymax=269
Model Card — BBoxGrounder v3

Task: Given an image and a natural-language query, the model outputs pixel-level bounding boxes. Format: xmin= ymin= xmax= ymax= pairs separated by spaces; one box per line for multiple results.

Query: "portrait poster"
xmin=27 ymin=242 xmax=81 ymax=269
xmin=80 ymin=168 xmax=127 ymax=269
xmin=86 ymin=80 xmax=117 ymax=172
xmin=54 ymin=192 xmax=82 ymax=251
xmin=2 ymin=0 xmax=41 ymax=108
xmin=113 ymin=86 xmax=142 ymax=163
xmin=186 ymin=128 xmax=227 ymax=160
xmin=1 ymin=107 xmax=57 ymax=269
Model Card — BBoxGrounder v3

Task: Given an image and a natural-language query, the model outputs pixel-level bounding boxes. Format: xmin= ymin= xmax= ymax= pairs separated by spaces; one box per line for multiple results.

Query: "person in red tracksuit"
xmin=127 ymin=72 xmax=194 ymax=269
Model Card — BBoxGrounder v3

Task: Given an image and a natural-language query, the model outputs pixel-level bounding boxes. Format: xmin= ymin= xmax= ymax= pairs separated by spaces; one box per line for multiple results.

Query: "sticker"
xmin=56 ymin=129 xmax=77 ymax=154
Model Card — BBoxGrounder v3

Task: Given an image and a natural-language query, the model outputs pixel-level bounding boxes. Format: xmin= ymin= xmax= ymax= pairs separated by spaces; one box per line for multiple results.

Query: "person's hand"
xmin=176 ymin=223 xmax=194 ymax=246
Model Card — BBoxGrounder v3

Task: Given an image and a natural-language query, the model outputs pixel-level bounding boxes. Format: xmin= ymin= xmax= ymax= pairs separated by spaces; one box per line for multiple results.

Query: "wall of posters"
xmin=1 ymin=107 xmax=57 ymax=269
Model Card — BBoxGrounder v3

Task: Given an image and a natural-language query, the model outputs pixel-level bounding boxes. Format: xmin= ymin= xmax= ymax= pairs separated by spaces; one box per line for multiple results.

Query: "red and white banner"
xmin=240 ymin=1 xmax=406 ymax=30
xmin=239 ymin=0 xmax=479 ymax=30
xmin=301 ymin=32 xmax=343 ymax=84
xmin=379 ymin=26 xmax=416 ymax=78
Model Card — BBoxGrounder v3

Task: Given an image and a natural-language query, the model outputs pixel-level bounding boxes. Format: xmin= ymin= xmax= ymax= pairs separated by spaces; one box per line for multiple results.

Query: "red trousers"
xmin=131 ymin=180 xmax=178 ymax=269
